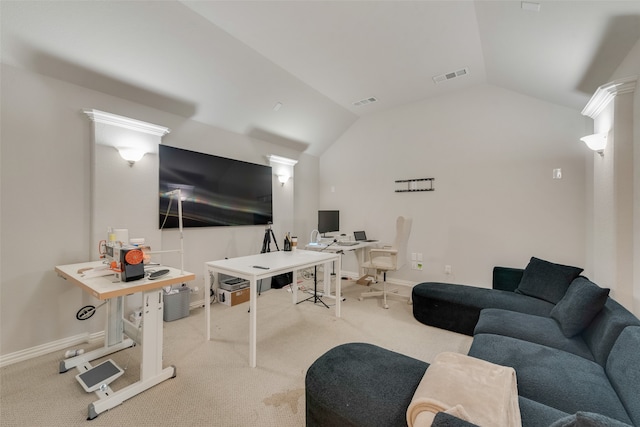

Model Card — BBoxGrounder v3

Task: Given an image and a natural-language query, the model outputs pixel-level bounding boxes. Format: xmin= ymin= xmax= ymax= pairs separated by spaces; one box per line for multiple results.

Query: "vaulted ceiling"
xmin=2 ymin=1 xmax=639 ymax=156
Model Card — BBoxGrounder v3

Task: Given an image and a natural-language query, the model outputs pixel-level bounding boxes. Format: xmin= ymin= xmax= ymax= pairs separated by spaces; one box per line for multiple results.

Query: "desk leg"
xmin=87 ymin=366 xmax=175 ymax=419
xmin=60 ymin=295 xmax=133 ymax=373
xmin=106 ymin=296 xmax=124 ymax=347
xmin=140 ymin=289 xmax=163 ymax=380
xmin=59 ymin=339 xmax=135 ymax=373
xmin=292 ymin=269 xmax=298 ymax=304
xmin=335 ymin=256 xmax=342 ymax=317
xmin=204 ymin=266 xmax=212 ymax=341
xmin=85 ymin=288 xmax=175 ymax=419
xmin=249 ymin=278 xmax=258 ymax=368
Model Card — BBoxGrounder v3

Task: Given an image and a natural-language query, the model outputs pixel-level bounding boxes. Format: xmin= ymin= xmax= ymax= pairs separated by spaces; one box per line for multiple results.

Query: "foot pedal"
xmin=76 ymin=359 xmax=124 ymax=393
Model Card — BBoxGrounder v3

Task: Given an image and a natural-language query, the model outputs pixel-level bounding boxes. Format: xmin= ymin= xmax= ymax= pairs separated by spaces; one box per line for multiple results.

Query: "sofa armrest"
xmin=492 ymin=267 xmax=524 ymax=292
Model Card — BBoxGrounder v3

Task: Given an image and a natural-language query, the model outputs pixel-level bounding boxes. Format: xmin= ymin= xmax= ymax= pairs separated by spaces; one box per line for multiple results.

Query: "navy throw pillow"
xmin=551 ymin=277 xmax=609 ymax=338
xmin=515 ymin=257 xmax=583 ymax=304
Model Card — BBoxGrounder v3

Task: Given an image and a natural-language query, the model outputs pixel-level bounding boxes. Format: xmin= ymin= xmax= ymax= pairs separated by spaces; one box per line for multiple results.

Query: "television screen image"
xmin=318 ymin=210 xmax=339 ymax=235
xmin=159 ymin=145 xmax=273 ymax=228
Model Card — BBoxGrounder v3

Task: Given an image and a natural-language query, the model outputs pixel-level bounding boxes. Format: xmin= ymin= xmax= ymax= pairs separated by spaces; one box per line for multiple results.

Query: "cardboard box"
xmin=356 ymin=275 xmax=374 ymax=286
xmin=217 ymin=287 xmax=250 ymax=306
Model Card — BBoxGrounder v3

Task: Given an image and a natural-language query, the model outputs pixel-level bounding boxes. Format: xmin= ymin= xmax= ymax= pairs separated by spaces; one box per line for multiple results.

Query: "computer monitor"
xmin=318 ymin=210 xmax=339 ymax=236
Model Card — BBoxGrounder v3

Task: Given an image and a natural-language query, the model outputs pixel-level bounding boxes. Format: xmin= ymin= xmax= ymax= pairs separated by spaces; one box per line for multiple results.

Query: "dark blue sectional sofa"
xmin=305 ymin=258 xmax=640 ymax=427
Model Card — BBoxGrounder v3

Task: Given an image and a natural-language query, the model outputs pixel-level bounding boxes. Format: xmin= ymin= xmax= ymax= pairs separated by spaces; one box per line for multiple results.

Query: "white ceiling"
xmin=2 ymin=1 xmax=640 ymax=156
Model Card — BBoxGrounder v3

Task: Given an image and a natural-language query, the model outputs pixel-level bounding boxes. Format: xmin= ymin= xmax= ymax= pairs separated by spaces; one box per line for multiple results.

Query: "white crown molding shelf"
xmin=83 ymin=109 xmax=171 ymax=137
xmin=581 ymin=75 xmax=638 ymax=119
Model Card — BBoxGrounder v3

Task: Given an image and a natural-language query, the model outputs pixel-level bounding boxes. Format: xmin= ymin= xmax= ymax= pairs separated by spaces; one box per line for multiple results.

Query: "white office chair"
xmin=359 ymin=216 xmax=413 ymax=309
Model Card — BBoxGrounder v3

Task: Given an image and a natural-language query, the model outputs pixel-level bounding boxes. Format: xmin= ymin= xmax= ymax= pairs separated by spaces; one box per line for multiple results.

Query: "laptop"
xmin=353 ymin=231 xmax=377 ymax=242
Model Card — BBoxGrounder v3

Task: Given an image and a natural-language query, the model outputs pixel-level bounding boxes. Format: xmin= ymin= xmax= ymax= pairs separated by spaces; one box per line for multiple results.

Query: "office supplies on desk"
xmin=147 ymin=269 xmax=170 ymax=280
xmin=354 ymin=230 xmax=378 ymax=242
xmin=79 ymin=266 xmax=114 ymax=278
xmin=337 ymin=241 xmax=358 ymax=246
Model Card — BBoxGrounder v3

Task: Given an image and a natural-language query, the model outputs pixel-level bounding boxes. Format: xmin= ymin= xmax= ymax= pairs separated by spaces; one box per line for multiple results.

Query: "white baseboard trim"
xmin=0 ymin=331 xmax=105 ymax=368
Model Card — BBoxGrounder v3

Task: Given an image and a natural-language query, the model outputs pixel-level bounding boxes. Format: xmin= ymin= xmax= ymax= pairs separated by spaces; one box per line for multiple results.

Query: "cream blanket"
xmin=406 ymin=352 xmax=521 ymax=427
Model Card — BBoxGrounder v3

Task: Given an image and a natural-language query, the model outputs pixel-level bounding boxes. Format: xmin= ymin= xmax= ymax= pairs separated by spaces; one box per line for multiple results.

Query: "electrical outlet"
xmin=445 ymin=265 xmax=452 ymax=275
xmin=417 ymin=253 xmax=423 ymax=262
xmin=416 ymin=262 xmax=423 ymax=271
xmin=411 ymin=253 xmax=417 ymax=261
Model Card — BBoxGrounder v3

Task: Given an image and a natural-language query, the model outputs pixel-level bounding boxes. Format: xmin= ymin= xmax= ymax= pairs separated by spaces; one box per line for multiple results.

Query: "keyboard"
xmin=337 ymin=241 xmax=358 ymax=246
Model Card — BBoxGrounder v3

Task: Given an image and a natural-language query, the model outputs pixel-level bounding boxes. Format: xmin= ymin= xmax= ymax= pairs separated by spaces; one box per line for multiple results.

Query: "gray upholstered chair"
xmin=359 ymin=216 xmax=412 ymax=309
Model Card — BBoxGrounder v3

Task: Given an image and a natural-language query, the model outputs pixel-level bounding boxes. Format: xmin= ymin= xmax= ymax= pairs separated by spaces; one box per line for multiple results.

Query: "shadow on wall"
xmin=248 ymin=128 xmax=310 ymax=153
xmin=17 ymin=40 xmax=198 ymax=119
xmin=577 ymin=14 xmax=640 ymax=95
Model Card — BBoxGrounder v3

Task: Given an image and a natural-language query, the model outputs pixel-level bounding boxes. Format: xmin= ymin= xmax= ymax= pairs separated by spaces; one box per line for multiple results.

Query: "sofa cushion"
xmin=412 ymin=282 xmax=555 ymax=336
xmin=550 ymin=277 xmax=609 ymax=337
xmin=492 ymin=266 xmax=524 ymax=292
xmin=518 ymin=396 xmax=570 ymax=427
xmin=515 ymin=257 xmax=583 ymax=304
xmin=468 ymin=334 xmax=633 ymax=425
xmin=474 ymin=309 xmax=594 ymax=361
xmin=581 ymin=298 xmax=640 ymax=367
xmin=305 ymin=342 xmax=428 ymax=427
xmin=605 ymin=326 xmax=640 ymax=426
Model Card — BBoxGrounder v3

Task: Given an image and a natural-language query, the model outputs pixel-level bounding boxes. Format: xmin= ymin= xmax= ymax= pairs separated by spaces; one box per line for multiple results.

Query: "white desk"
xmin=306 ymin=240 xmax=378 ymax=279
xmin=204 ymin=250 xmax=341 ymax=368
xmin=55 ymin=261 xmax=195 ymax=419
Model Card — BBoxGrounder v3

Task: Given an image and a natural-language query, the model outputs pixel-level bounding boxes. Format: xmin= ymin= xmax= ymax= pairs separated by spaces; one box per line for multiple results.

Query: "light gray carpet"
xmin=0 ymin=279 xmax=472 ymax=426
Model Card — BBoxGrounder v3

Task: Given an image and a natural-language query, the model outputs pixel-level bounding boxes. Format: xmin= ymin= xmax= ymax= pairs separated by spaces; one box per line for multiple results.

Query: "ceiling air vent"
xmin=353 ymin=96 xmax=378 ymax=107
xmin=433 ymin=67 xmax=469 ymax=84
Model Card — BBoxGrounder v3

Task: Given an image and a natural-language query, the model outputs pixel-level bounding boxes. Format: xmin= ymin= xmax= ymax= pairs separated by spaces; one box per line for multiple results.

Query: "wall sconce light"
xmin=277 ymin=174 xmax=290 ymax=186
xmin=117 ymin=147 xmax=146 ymax=166
xmin=579 ymin=133 xmax=607 ymax=157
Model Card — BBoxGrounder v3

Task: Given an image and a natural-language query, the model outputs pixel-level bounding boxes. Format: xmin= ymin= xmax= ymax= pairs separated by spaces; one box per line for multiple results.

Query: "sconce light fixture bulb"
xmin=579 ymin=133 xmax=607 ymax=157
xmin=277 ymin=174 xmax=290 ymax=186
xmin=117 ymin=147 xmax=146 ymax=166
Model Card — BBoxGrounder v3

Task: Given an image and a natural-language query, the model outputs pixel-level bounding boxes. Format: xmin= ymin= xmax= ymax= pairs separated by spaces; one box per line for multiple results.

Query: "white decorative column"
xmin=582 ymin=76 xmax=637 ymax=312
xmin=267 ymin=155 xmax=298 ymax=242
xmin=83 ymin=109 xmax=170 ymax=261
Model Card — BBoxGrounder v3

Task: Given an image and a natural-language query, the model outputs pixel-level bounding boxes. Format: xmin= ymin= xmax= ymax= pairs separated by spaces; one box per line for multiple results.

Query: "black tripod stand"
xmin=261 ymin=223 xmax=279 ymax=253
xmin=297 ymin=240 xmax=333 ymax=309
xmin=254 ymin=223 xmax=280 ymax=300
xmin=296 ymin=265 xmax=330 ymax=308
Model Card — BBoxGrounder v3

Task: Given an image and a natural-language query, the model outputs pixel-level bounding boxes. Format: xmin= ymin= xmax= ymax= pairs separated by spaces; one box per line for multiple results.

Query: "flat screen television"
xmin=318 ymin=210 xmax=339 ymax=236
xmin=159 ymin=145 xmax=273 ymax=228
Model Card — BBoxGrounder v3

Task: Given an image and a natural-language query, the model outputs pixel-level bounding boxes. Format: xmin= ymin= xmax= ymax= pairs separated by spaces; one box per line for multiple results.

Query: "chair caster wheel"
xmin=407 ymin=300 xmax=413 ymax=305
xmin=384 ymin=304 xmax=389 ymax=309
xmin=358 ymin=297 xmax=363 ymax=301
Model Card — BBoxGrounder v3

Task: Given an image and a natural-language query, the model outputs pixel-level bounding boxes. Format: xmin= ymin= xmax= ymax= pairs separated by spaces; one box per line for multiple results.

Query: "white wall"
xmin=0 ymin=64 xmax=317 ymax=360
xmin=320 ymin=84 xmax=590 ymax=287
